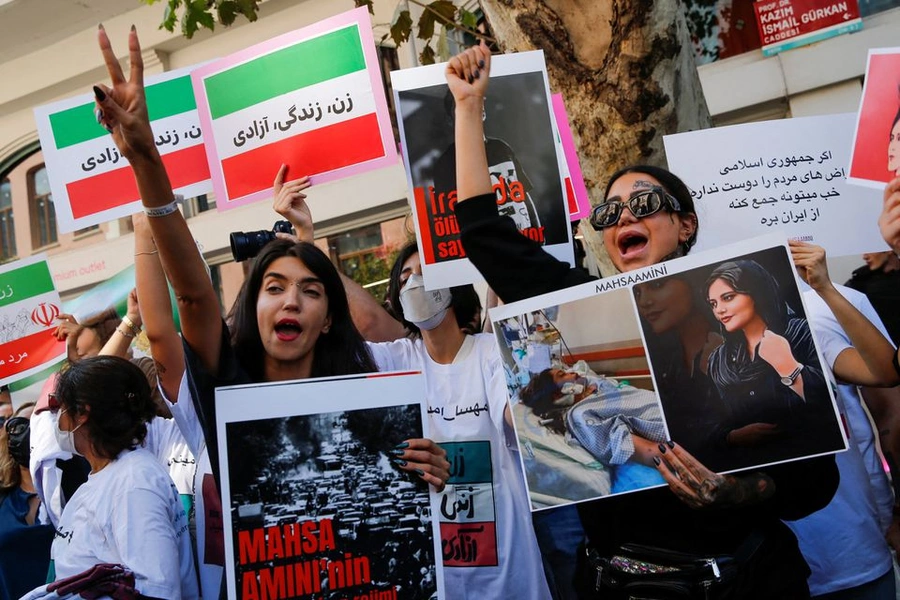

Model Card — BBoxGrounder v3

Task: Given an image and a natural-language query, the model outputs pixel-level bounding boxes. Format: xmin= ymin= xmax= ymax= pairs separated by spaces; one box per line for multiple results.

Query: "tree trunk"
xmin=480 ymin=0 xmax=712 ymax=276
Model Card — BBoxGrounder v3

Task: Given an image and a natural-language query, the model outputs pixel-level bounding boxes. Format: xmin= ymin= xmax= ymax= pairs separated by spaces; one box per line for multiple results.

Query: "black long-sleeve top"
xmin=457 ymin=193 xmax=839 ymax=596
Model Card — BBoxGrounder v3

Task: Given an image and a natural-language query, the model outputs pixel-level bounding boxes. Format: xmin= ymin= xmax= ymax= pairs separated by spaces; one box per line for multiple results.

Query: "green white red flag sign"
xmin=190 ymin=7 xmax=398 ymax=210
xmin=0 ymin=255 xmax=66 ymax=386
xmin=33 ymin=65 xmax=212 ymax=233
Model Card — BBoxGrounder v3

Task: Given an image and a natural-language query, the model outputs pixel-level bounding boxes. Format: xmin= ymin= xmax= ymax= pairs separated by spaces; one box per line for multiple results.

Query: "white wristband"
xmin=143 ymin=194 xmax=183 ymax=218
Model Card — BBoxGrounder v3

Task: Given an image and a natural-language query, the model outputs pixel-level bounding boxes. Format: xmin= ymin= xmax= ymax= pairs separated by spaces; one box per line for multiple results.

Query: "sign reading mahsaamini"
xmin=191 ymin=7 xmax=398 ymax=211
xmin=753 ymin=0 xmax=861 ymax=56
xmin=33 ymin=66 xmax=211 ymax=233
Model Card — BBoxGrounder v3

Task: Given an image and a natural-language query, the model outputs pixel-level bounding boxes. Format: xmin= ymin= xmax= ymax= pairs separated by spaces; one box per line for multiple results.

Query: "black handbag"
xmin=584 ymin=531 xmax=765 ymax=600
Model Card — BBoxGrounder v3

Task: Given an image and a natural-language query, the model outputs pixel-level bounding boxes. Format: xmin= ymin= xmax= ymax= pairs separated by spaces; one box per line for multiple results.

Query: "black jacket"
xmin=457 ymin=193 xmax=839 ymax=598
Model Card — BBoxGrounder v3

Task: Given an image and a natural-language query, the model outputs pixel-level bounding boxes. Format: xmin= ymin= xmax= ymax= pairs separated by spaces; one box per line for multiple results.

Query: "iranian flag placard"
xmin=34 ymin=66 xmax=212 ymax=233
xmin=0 ymin=255 xmax=66 ymax=385
xmin=191 ymin=7 xmax=398 ymax=210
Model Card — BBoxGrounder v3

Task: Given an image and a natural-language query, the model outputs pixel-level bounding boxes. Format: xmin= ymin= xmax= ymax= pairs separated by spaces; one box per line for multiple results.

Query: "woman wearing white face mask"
xmin=35 ymin=356 xmax=197 ymax=599
xmin=360 ymin=241 xmax=551 ymax=599
xmin=273 ymin=173 xmax=553 ymax=599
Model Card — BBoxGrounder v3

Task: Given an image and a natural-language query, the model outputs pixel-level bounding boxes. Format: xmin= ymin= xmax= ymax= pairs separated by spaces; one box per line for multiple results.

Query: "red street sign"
xmin=754 ymin=0 xmax=860 ymax=47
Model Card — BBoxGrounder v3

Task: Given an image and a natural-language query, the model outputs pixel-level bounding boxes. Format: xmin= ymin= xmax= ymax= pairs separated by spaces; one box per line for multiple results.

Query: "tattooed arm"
xmin=655 ymin=441 xmax=837 ymax=516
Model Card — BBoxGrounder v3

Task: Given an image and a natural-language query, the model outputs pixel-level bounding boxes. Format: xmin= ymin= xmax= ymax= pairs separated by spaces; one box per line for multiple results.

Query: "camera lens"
xmin=230 ymin=230 xmax=276 ymax=262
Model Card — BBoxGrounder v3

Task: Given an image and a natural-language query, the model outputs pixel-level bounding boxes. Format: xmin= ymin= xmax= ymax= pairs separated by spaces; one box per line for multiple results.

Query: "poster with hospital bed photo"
xmin=490 ymin=234 xmax=846 ymax=510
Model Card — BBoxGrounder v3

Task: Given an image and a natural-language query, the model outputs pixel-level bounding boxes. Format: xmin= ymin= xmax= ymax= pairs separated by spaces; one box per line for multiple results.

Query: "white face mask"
xmin=399 ymin=273 xmax=452 ymax=331
xmin=54 ymin=410 xmax=83 ymax=456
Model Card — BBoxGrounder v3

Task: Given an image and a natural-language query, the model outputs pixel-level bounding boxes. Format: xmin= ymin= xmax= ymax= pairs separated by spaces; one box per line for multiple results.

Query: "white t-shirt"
xmin=164 ymin=373 xmax=224 ymax=600
xmin=51 ymin=447 xmax=199 ymax=599
xmin=145 ymin=415 xmax=196 ymax=497
xmin=367 ymin=335 xmax=551 ymax=600
xmin=785 ymin=286 xmax=894 ymax=595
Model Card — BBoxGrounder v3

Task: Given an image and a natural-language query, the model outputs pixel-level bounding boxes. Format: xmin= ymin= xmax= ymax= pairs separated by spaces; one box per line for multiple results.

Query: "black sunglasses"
xmin=5 ymin=416 xmax=28 ymax=436
xmin=590 ymin=186 xmax=682 ymax=230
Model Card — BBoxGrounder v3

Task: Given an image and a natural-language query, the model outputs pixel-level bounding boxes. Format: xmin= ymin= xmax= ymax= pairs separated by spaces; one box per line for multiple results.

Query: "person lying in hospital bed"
xmin=518 ymin=364 xmax=667 ymax=493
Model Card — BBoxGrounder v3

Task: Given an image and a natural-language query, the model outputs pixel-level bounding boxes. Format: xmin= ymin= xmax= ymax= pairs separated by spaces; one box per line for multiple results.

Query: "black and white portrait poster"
xmin=391 ymin=51 xmax=573 ymax=289
xmin=215 ymin=372 xmax=443 ymax=600
xmin=490 ymin=234 xmax=846 ymax=510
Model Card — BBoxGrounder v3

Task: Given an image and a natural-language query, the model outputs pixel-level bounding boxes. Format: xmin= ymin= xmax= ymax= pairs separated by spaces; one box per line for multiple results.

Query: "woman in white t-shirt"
xmin=369 ymin=244 xmax=551 ymax=599
xmin=37 ymin=356 xmax=197 ymax=599
xmin=275 ymin=170 xmax=553 ymax=599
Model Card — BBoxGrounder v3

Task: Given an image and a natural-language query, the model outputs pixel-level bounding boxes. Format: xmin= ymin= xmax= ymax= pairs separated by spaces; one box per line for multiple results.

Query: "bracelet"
xmin=134 ymin=250 xmax=158 ymax=256
xmin=121 ymin=315 xmax=141 ymax=336
xmin=143 ymin=194 xmax=184 ymax=218
xmin=116 ymin=325 xmax=135 ymax=338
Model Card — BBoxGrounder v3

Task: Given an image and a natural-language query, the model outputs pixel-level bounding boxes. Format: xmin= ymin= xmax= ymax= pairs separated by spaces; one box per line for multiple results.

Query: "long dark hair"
xmin=387 ymin=241 xmax=482 ymax=338
xmin=705 ymin=259 xmax=789 ymax=342
xmin=605 ymin=165 xmax=699 ymax=255
xmin=228 ymin=239 xmax=376 ymax=381
xmin=54 ymin=356 xmax=156 ymax=460
xmin=519 ymin=369 xmax=568 ymax=435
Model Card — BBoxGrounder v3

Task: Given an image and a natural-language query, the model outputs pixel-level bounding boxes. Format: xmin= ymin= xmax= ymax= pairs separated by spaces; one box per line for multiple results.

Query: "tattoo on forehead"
xmin=633 ymin=179 xmax=655 ymax=190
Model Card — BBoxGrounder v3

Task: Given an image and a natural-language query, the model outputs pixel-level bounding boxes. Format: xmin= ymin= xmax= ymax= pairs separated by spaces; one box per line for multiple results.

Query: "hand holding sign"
xmin=789 ymin=240 xmax=831 ymax=292
xmin=392 ymin=437 xmax=450 ymax=492
xmin=881 ymin=178 xmax=900 ymax=255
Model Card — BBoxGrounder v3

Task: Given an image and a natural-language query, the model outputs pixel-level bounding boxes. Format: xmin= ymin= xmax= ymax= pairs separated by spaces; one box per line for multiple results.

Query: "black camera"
xmin=230 ymin=220 xmax=294 ymax=262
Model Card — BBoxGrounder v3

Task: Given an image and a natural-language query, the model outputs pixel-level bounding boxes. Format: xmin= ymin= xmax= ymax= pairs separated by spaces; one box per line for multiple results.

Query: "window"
xmin=75 ymin=224 xmax=100 ymax=237
xmin=28 ymin=166 xmax=57 ymax=248
xmin=0 ymin=180 xmax=15 ymax=261
xmin=325 ymin=217 xmax=408 ymax=302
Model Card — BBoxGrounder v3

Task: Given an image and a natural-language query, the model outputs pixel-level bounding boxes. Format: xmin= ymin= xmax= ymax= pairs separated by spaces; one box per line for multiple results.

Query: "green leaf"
xmin=217 ymin=0 xmax=238 ymax=26
xmin=459 ymin=8 xmax=478 ymax=30
xmin=417 ymin=1 xmax=455 ymax=41
xmin=417 ymin=10 xmax=436 ymax=40
xmin=390 ymin=10 xmax=412 ymax=47
xmin=419 ymin=43 xmax=436 ymax=65
xmin=161 ymin=0 xmax=181 ymax=32
xmin=181 ymin=0 xmax=213 ymax=38
xmin=427 ymin=0 xmax=457 ymax=23
xmin=235 ymin=0 xmax=259 ymax=22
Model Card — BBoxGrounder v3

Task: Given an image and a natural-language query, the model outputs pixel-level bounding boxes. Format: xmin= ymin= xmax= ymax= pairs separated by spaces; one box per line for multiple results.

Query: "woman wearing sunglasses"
xmin=0 ymin=402 xmax=54 ymax=600
xmin=37 ymin=357 xmax=197 ymax=599
xmin=448 ymin=43 xmax=838 ymax=599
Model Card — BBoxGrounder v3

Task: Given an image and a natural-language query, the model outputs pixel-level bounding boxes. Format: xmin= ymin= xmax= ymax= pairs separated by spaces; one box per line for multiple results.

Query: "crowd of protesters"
xmin=1 ymin=24 xmax=900 ymax=600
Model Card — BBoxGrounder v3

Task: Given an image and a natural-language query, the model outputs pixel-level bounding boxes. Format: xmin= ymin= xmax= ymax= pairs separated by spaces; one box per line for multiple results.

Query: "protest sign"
xmin=0 ymin=255 xmax=66 ymax=385
xmin=753 ymin=0 xmax=861 ymax=56
xmin=664 ymin=113 xmax=887 ymax=256
xmin=33 ymin=66 xmax=210 ymax=233
xmin=215 ymin=371 xmax=442 ymax=600
xmin=552 ymin=94 xmax=591 ymax=221
xmin=391 ymin=51 xmax=574 ymax=289
xmin=848 ymin=48 xmax=900 ymax=189
xmin=491 ymin=234 xmax=845 ymax=510
xmin=191 ymin=7 xmax=397 ymax=210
